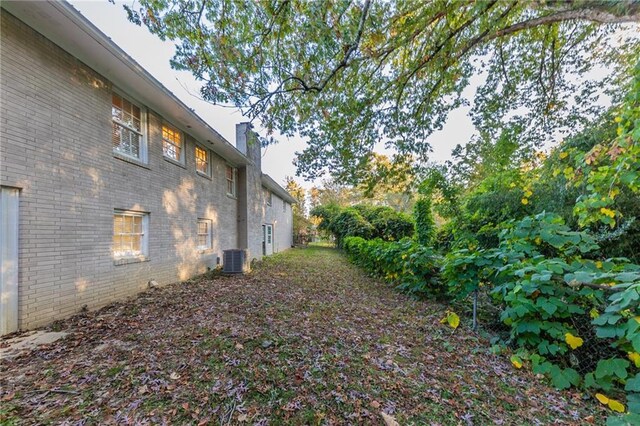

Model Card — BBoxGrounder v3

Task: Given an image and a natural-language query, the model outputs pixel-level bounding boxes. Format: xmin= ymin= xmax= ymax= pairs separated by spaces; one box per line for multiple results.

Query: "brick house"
xmin=0 ymin=1 xmax=295 ymax=335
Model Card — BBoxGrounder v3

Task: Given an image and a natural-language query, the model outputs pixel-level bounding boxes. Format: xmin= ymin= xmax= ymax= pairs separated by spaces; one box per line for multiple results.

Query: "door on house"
xmin=0 ymin=186 xmax=19 ymax=335
xmin=264 ymin=224 xmax=273 ymax=255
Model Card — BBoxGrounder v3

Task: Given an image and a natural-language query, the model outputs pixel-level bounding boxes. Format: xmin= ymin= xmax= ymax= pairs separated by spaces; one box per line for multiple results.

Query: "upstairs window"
xmin=112 ymin=93 xmax=145 ymax=161
xmin=113 ymin=211 xmax=148 ymax=259
xmin=195 ymin=146 xmax=210 ymax=176
xmin=226 ymin=165 xmax=236 ymax=197
xmin=162 ymin=123 xmax=184 ymax=163
xmin=197 ymin=219 xmax=212 ymax=250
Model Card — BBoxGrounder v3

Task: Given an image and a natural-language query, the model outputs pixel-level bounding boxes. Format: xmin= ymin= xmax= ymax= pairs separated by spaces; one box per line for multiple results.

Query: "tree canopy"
xmin=125 ymin=0 xmax=640 ymax=183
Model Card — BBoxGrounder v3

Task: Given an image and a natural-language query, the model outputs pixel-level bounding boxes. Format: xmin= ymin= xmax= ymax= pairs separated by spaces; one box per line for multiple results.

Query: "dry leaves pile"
xmin=0 ymin=245 xmax=603 ymax=424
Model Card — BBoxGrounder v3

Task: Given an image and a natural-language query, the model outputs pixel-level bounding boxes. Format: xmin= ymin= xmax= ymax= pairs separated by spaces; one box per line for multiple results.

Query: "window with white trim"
xmin=162 ymin=123 xmax=184 ymax=163
xmin=197 ymin=219 xmax=212 ymax=250
xmin=112 ymin=93 xmax=146 ymax=161
xmin=113 ymin=211 xmax=148 ymax=259
xmin=195 ymin=146 xmax=210 ymax=176
xmin=226 ymin=165 xmax=236 ymax=197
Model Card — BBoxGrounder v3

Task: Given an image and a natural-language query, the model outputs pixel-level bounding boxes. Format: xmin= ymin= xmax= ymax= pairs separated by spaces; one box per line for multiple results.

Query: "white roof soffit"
xmin=262 ymin=174 xmax=296 ymax=204
xmin=1 ymin=0 xmax=248 ymax=166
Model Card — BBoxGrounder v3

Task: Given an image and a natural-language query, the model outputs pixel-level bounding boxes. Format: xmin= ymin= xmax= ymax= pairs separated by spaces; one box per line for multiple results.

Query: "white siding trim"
xmin=0 ymin=187 xmax=20 ymax=335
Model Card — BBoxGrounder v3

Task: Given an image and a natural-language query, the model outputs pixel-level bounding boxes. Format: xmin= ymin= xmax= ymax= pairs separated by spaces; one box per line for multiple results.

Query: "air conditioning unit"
xmin=223 ymin=249 xmax=248 ymax=274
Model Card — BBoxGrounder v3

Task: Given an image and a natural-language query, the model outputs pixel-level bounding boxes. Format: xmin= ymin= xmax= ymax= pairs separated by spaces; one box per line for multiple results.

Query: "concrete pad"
xmin=0 ymin=330 xmax=68 ymax=359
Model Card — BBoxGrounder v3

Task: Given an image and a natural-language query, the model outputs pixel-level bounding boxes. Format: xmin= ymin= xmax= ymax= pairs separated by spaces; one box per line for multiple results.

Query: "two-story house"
xmin=0 ymin=1 xmax=295 ymax=335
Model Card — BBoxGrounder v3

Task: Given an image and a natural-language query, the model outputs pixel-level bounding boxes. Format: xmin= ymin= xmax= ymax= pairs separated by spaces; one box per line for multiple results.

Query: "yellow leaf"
xmin=565 ymin=333 xmax=584 ymax=350
xmin=595 ymin=261 xmax=603 ymax=269
xmin=446 ymin=311 xmax=460 ymax=329
xmin=559 ymin=152 xmax=568 ymax=159
xmin=524 ymin=189 xmax=533 ymax=198
xmin=629 ymin=352 xmax=640 ymax=368
xmin=510 ymin=355 xmax=523 ymax=369
xmin=534 ymin=237 xmax=542 ymax=245
xmin=589 ymin=308 xmax=600 ymax=319
xmin=521 ymin=198 xmax=529 ymax=205
xmin=600 ymin=208 xmax=616 ymax=218
xmin=608 ymin=399 xmax=625 ymax=413
xmin=596 ymin=393 xmax=609 ymax=405
xmin=614 ymin=116 xmax=622 ymax=123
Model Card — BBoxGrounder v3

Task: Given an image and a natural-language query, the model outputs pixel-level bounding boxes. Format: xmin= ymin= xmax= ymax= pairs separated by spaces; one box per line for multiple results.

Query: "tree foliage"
xmin=310 ymin=203 xmax=414 ymax=246
xmin=126 ymin=0 xmax=640 ymax=182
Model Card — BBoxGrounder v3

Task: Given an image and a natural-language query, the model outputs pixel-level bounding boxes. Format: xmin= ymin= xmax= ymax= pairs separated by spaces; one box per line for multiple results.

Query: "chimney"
xmin=236 ymin=122 xmax=261 ymax=170
xmin=235 ymin=122 xmax=263 ymax=262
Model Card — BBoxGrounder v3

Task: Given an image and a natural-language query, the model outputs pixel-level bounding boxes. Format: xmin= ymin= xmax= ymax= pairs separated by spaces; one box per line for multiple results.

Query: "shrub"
xmin=311 ymin=203 xmax=414 ymax=246
xmin=331 ymin=208 xmax=375 ymax=246
xmin=343 ymin=236 xmax=445 ymax=299
xmin=414 ymin=197 xmax=435 ymax=246
xmin=442 ymin=212 xmax=640 ymax=418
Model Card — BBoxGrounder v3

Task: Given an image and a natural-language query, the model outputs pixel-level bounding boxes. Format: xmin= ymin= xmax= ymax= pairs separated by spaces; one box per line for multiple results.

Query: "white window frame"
xmin=197 ymin=218 xmax=213 ymax=251
xmin=112 ymin=92 xmax=147 ymax=162
xmin=162 ymin=122 xmax=185 ymax=164
xmin=226 ymin=165 xmax=237 ymax=197
xmin=113 ymin=210 xmax=149 ymax=260
xmin=195 ymin=145 xmax=211 ymax=177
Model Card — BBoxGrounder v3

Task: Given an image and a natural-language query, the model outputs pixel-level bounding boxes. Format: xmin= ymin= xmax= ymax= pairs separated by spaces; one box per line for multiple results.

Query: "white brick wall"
xmin=263 ymin=192 xmax=293 ymax=254
xmin=1 ymin=10 xmax=241 ymax=329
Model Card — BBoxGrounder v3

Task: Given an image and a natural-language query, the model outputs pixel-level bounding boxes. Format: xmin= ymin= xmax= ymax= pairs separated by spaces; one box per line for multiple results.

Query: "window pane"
xmin=114 ymin=215 xmax=123 ymax=234
xmin=196 ymin=147 xmax=209 ymax=174
xmin=113 ymin=123 xmax=141 ymax=158
xmin=133 ymin=216 xmax=142 ymax=234
xmin=131 ymin=237 xmax=141 ymax=253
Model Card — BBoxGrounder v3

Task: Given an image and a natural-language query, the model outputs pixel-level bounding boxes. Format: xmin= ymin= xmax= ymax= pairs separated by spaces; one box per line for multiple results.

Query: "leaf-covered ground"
xmin=1 ymin=245 xmax=603 ymax=425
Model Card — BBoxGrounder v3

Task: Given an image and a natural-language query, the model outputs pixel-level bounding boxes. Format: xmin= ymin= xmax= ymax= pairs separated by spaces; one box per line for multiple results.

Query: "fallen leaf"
xmin=565 ymin=333 xmax=584 ymax=350
xmin=381 ymin=412 xmax=400 ymax=426
xmin=608 ymin=399 xmax=625 ymax=413
xmin=370 ymin=400 xmax=381 ymax=409
xmin=510 ymin=355 xmax=523 ymax=369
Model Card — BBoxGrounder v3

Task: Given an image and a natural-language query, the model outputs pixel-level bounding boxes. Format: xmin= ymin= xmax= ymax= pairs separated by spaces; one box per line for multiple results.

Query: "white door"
xmin=265 ymin=224 xmax=273 ymax=255
xmin=0 ymin=187 xmax=19 ymax=335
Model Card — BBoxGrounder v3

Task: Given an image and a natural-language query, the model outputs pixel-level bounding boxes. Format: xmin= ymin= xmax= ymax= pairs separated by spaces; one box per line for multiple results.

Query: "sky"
xmin=68 ymin=0 xmax=476 ymax=189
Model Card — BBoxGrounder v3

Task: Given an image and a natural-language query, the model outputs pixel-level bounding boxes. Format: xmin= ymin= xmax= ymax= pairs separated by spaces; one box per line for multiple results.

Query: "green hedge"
xmin=343 ymin=236 xmax=445 ymax=299
xmin=311 ymin=204 xmax=414 ymax=246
